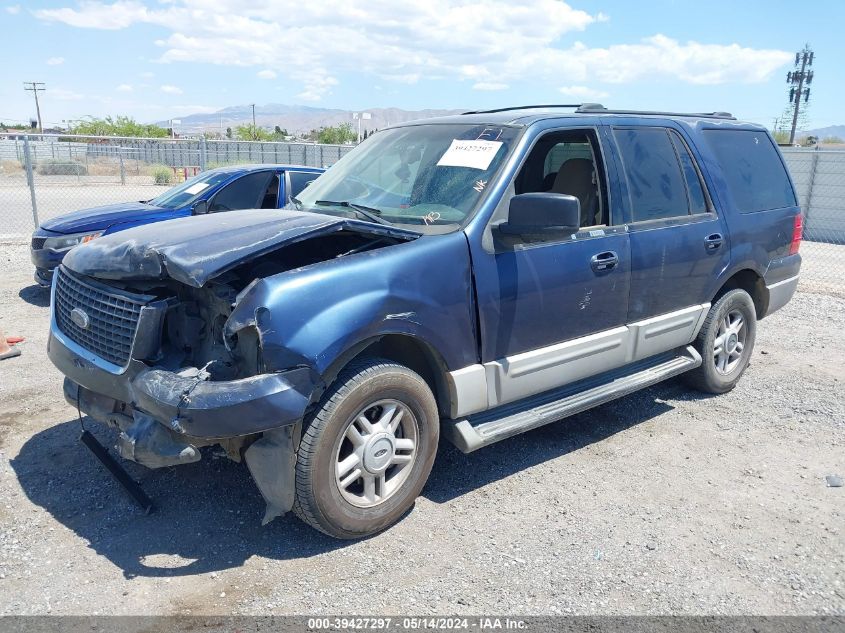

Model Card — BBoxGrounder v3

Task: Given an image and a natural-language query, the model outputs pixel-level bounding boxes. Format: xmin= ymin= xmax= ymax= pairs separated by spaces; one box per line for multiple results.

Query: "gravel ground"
xmin=0 ymin=241 xmax=843 ymax=616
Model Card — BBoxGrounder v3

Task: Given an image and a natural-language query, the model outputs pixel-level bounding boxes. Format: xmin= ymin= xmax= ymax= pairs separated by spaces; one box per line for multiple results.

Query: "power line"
xmin=23 ymin=82 xmax=46 ymax=134
xmin=786 ymin=45 xmax=814 ymax=145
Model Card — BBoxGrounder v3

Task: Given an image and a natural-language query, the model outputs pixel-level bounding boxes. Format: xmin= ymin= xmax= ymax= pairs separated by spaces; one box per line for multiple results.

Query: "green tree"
xmin=69 ymin=115 xmax=168 ymax=137
xmin=225 ymin=126 xmax=233 ymax=139
xmin=235 ymin=123 xmax=273 ymax=141
xmin=822 ymin=136 xmax=844 ymax=144
xmin=316 ymin=122 xmax=357 ymax=144
xmin=773 ymin=130 xmax=791 ymax=145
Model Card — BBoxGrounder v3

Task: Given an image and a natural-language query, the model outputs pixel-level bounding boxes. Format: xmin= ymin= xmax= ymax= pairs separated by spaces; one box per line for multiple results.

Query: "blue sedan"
xmin=30 ymin=164 xmax=324 ymax=286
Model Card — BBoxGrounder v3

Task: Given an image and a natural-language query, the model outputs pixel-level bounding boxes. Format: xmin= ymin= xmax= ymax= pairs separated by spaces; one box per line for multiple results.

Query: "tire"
xmin=293 ymin=357 xmax=440 ymax=538
xmin=685 ymin=289 xmax=757 ymax=394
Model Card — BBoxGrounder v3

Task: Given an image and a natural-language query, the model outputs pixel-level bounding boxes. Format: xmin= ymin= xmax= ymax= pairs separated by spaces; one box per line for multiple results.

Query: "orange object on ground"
xmin=0 ymin=329 xmax=22 ymax=360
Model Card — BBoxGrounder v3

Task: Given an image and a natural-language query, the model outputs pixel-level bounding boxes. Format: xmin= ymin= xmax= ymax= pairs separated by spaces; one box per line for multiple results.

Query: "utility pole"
xmin=23 ymin=82 xmax=46 ymax=134
xmin=787 ymin=45 xmax=814 ymax=145
xmin=250 ymin=103 xmax=257 ymax=139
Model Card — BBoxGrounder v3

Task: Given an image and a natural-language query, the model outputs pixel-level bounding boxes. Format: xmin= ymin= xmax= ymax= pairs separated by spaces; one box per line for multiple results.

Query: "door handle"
xmin=591 ymin=250 xmax=618 ymax=272
xmin=705 ymin=233 xmax=724 ymax=251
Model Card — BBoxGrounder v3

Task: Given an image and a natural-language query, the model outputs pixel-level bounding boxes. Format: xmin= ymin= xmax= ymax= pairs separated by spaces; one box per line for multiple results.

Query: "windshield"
xmin=148 ymin=171 xmax=234 ymax=209
xmin=291 ymin=123 xmax=520 ymax=232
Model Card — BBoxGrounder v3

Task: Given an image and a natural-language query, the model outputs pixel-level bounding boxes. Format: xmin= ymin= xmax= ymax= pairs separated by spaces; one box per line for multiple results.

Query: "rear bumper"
xmin=763 ymin=253 xmax=801 ymax=317
xmin=49 ymin=326 xmax=312 ymax=440
xmin=764 ymin=274 xmax=799 ymax=317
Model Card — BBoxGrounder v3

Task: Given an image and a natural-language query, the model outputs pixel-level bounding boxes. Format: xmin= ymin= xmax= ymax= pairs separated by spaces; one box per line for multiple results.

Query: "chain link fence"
xmin=0 ymin=134 xmax=353 ymax=238
xmin=1 ymin=135 xmax=843 ymax=292
xmin=780 ymin=148 xmax=845 ymax=293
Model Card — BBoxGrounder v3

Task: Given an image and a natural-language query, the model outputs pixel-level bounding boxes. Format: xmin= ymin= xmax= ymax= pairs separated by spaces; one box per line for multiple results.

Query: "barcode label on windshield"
xmin=436 ymin=140 xmax=503 ymax=170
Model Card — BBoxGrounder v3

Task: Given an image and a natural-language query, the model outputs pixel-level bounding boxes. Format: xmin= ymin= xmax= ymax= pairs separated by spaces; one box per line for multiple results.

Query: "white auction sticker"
xmin=436 ymin=139 xmax=503 ymax=170
xmin=185 ymin=182 xmax=211 ymax=195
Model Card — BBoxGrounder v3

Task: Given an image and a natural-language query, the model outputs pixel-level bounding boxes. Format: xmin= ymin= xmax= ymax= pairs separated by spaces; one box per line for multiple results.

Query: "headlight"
xmin=42 ymin=231 xmax=102 ymax=251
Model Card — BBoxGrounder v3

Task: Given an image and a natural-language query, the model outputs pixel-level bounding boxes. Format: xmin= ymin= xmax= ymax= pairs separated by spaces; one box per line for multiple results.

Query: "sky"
xmin=1 ymin=0 xmax=842 ymax=131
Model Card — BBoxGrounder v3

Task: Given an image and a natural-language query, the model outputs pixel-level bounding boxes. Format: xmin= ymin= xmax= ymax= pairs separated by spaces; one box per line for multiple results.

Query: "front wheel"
xmin=293 ymin=358 xmax=439 ymax=538
xmin=685 ymin=289 xmax=757 ymax=394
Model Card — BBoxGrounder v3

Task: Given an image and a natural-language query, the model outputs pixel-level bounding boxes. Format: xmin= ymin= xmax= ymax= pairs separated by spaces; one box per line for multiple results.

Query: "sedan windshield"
xmin=148 ymin=171 xmax=233 ymax=209
xmin=292 ymin=123 xmax=520 ymax=232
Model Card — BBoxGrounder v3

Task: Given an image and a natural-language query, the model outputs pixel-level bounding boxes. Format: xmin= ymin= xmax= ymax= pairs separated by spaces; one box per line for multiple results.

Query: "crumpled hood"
xmin=40 ymin=201 xmax=168 ymax=234
xmin=62 ymin=209 xmax=418 ymax=288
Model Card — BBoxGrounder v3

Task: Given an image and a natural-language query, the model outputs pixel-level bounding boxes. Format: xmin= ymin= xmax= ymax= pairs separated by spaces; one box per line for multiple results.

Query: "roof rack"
xmin=461 ymin=103 xmax=735 ymax=120
xmin=462 ymin=104 xmax=586 ymax=115
xmin=574 ymin=104 xmax=735 ymax=119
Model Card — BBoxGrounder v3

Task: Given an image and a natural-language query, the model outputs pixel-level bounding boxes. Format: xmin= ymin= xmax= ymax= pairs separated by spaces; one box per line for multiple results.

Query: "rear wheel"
xmin=685 ymin=289 xmax=757 ymax=394
xmin=293 ymin=358 xmax=439 ymax=538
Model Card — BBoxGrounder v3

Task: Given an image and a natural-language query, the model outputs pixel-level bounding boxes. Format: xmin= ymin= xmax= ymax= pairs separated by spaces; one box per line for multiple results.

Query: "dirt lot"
xmin=0 ymin=241 xmax=842 ymax=616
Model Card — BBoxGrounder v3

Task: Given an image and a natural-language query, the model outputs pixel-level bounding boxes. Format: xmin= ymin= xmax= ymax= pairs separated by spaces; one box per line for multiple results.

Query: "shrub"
xmin=151 ymin=164 xmax=173 ymax=185
xmin=36 ymin=159 xmax=88 ymax=176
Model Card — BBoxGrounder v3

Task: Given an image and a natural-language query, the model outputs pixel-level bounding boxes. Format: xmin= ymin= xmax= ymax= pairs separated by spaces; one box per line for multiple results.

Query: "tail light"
xmin=789 ymin=214 xmax=803 ymax=255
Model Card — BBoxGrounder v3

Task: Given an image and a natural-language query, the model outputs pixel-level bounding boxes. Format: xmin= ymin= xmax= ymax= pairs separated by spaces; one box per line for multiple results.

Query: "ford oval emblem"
xmin=374 ymin=448 xmax=389 ymax=458
xmin=70 ymin=307 xmax=91 ymax=330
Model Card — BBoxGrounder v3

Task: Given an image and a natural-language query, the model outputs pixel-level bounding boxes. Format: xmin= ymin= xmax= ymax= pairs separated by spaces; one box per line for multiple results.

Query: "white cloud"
xmin=117 ymin=83 xmax=134 ymax=92
xmin=294 ymin=71 xmax=337 ymax=101
xmin=5 ymin=5 xmax=20 ymax=14
xmin=46 ymin=56 xmax=65 ymax=66
xmin=34 ymin=1 xmax=792 ymax=101
xmin=257 ymin=69 xmax=277 ymax=79
xmin=473 ymin=82 xmax=509 ymax=91
xmin=160 ymin=84 xmax=183 ymax=94
xmin=36 ymin=0 xmax=150 ymax=29
xmin=558 ymin=85 xmax=609 ymax=99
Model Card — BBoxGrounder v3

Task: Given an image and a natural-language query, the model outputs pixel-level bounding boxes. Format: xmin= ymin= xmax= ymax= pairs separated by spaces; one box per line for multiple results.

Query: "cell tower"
xmin=786 ymin=45 xmax=814 ymax=145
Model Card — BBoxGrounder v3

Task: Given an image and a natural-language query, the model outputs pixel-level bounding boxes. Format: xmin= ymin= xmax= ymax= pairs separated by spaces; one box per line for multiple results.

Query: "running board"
xmin=442 ymin=346 xmax=701 ymax=453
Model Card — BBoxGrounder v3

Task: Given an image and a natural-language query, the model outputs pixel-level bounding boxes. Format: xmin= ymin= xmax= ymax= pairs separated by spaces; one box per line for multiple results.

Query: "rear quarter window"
xmin=703 ymin=130 xmax=797 ymax=213
xmin=288 ymin=171 xmax=322 ymax=199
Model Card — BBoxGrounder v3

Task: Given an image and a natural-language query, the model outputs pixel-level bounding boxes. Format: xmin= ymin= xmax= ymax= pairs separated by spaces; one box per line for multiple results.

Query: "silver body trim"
xmin=447 ymin=303 xmax=710 ymax=417
xmin=764 ymin=274 xmax=799 ymax=317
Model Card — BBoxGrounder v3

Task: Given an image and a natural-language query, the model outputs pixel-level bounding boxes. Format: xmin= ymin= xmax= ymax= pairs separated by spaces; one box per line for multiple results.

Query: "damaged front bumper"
xmin=50 ymin=325 xmax=312 ymax=439
xmin=50 ymin=326 xmax=313 ymax=522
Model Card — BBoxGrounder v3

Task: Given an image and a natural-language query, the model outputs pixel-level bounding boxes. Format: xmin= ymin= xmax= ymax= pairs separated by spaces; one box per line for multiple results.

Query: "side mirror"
xmin=498 ymin=193 xmax=581 ymax=236
xmin=192 ymin=199 xmax=209 ymax=215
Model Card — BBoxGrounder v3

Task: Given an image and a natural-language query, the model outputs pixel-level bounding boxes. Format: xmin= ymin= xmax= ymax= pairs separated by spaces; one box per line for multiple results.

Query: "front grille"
xmin=54 ymin=267 xmax=147 ymax=366
xmin=31 ymin=236 xmax=46 ymax=250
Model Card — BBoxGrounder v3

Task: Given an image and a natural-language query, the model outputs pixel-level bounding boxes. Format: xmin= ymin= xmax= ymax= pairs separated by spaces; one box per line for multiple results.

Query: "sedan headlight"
xmin=42 ymin=231 xmax=102 ymax=251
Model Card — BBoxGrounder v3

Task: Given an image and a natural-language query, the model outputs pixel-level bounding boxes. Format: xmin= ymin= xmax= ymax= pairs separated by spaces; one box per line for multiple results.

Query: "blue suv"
xmin=30 ymin=164 xmax=323 ymax=286
xmin=47 ymin=105 xmax=802 ymax=538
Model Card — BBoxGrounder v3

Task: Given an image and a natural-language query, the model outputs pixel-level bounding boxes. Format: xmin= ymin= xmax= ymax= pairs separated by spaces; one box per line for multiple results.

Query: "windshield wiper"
xmin=290 ymin=196 xmax=303 ymax=210
xmin=314 ymin=200 xmax=392 ymax=226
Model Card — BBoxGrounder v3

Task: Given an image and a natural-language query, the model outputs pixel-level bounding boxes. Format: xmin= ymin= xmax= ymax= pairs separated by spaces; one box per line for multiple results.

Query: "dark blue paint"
xmin=225 ymin=230 xmax=479 ymax=374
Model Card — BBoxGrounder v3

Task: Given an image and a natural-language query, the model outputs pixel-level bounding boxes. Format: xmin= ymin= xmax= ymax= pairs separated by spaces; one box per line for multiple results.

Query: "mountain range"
xmin=159 ymin=104 xmax=465 ymax=135
xmin=160 ymin=103 xmax=845 ymax=142
xmin=804 ymin=125 xmax=845 ymax=140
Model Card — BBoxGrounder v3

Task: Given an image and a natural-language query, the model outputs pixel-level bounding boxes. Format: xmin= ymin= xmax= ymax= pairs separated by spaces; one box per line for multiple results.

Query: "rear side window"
xmin=288 ymin=171 xmax=321 ymax=200
xmin=613 ymin=128 xmax=689 ymax=222
xmin=703 ymin=130 xmax=797 ymax=213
